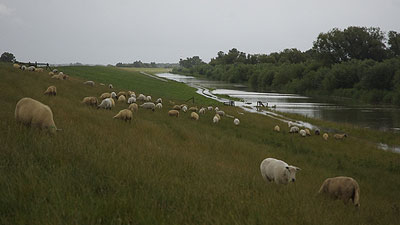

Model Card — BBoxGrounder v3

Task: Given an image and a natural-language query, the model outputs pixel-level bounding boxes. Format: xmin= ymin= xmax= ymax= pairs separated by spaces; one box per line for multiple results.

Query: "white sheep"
xmin=127 ymin=97 xmax=136 ymax=104
xmin=215 ymin=107 xmax=219 ymax=111
xmin=299 ymin=129 xmax=307 ymax=137
xmin=27 ymin=66 xmax=35 ymax=71
xmin=137 ymin=94 xmax=146 ymax=101
xmin=216 ymin=110 xmax=225 ymax=117
xmin=190 ymin=112 xmax=199 ymax=120
xmin=15 ymin=97 xmax=59 ymax=134
xmin=21 ymin=65 xmax=27 ymax=70
xmin=97 ymin=98 xmax=112 ymax=110
xmin=234 ymin=118 xmax=240 ymax=126
xmin=274 ymin=125 xmax=280 ymax=132
xmin=44 ymin=86 xmax=57 ymax=96
xmin=199 ymin=107 xmax=206 ymax=114
xmin=140 ymin=102 xmax=155 ymax=111
xmin=113 ymin=109 xmax=133 ymax=122
xmin=100 ymin=92 xmax=111 ymax=99
xmin=111 ymin=92 xmax=117 ymax=99
xmin=128 ymin=103 xmax=138 ymax=112
xmin=168 ymin=110 xmax=179 ymax=117
xmin=118 ymin=95 xmax=126 ymax=103
xmin=182 ymin=105 xmax=188 ymax=112
xmin=83 ymin=81 xmax=95 ymax=86
xmin=109 ymin=84 xmax=113 ymax=89
xmin=13 ymin=63 xmax=20 ymax=69
xmin=260 ymin=158 xmax=301 ymax=185
xmin=146 ymin=96 xmax=152 ymax=102
xmin=82 ymin=96 xmax=98 ymax=107
xmin=213 ymin=115 xmax=220 ymax=123
xmin=289 ymin=126 xmax=299 ymax=133
xmin=52 ymin=69 xmax=58 ymax=73
xmin=156 ymin=103 xmax=162 ymax=109
xmin=156 ymin=98 xmax=162 ymax=104
xmin=208 ymin=106 xmax=213 ymax=111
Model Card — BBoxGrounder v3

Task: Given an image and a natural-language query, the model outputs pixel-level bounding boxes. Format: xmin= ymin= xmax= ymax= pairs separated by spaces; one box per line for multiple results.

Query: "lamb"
xmin=305 ymin=128 xmax=311 ymax=136
xmin=118 ymin=95 xmax=126 ymax=103
xmin=168 ymin=110 xmax=179 ymax=117
xmin=127 ymin=96 xmax=136 ymax=104
xmin=189 ymin=106 xmax=198 ymax=112
xmin=111 ymin=92 xmax=117 ymax=99
xmin=113 ymin=109 xmax=133 ymax=122
xmin=323 ymin=133 xmax=329 ymax=141
xmin=97 ymin=98 xmax=112 ymax=110
xmin=35 ymin=68 xmax=44 ymax=72
xmin=156 ymin=103 xmax=162 ymax=109
xmin=315 ymin=128 xmax=321 ymax=135
xmin=15 ymin=97 xmax=59 ymax=134
xmin=156 ymin=98 xmax=162 ymax=104
xmin=274 ymin=125 xmax=280 ymax=132
xmin=109 ymin=84 xmax=113 ymax=89
xmin=334 ymin=133 xmax=348 ymax=140
xmin=318 ymin=176 xmax=360 ymax=207
xmin=208 ymin=106 xmax=213 ymax=111
xmin=299 ymin=129 xmax=307 ymax=137
xmin=140 ymin=102 xmax=155 ymax=111
xmin=83 ymin=81 xmax=95 ymax=86
xmin=216 ymin=110 xmax=225 ymax=117
xmin=128 ymin=103 xmax=138 ymax=112
xmin=199 ymin=108 xmax=206 ymax=114
xmin=215 ymin=107 xmax=219 ymax=111
xmin=173 ymin=105 xmax=181 ymax=110
xmin=182 ymin=105 xmax=187 ymax=112
xmin=191 ymin=112 xmax=199 ymax=120
xmin=137 ymin=94 xmax=146 ymax=101
xmin=13 ymin=63 xmax=20 ymax=69
xmin=44 ymin=86 xmax=57 ymax=96
xmin=51 ymin=74 xmax=64 ymax=80
xmin=234 ymin=118 xmax=240 ymax=126
xmin=100 ymin=92 xmax=111 ymax=99
xmin=82 ymin=97 xmax=98 ymax=107
xmin=213 ymin=115 xmax=220 ymax=123
xmin=146 ymin=96 xmax=152 ymax=102
xmin=260 ymin=158 xmax=300 ymax=185
xmin=289 ymin=126 xmax=300 ymax=133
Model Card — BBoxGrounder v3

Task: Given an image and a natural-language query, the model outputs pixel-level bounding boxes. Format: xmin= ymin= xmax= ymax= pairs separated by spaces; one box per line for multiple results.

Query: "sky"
xmin=1 ymin=0 xmax=400 ymax=65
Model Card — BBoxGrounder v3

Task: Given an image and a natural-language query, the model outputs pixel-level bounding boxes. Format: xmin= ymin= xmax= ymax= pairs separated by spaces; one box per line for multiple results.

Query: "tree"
xmin=0 ymin=52 xmax=15 ymax=62
xmin=388 ymin=31 xmax=400 ymax=56
xmin=179 ymin=56 xmax=204 ymax=68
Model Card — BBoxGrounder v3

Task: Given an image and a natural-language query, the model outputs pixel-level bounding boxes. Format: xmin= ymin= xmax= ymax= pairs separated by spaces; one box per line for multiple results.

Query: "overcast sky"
xmin=1 ymin=0 xmax=399 ymax=65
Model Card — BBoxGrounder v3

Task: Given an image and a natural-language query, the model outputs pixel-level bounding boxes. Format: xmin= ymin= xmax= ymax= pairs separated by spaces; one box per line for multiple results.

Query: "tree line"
xmin=116 ymin=61 xmax=178 ymax=68
xmin=173 ymin=26 xmax=400 ymax=105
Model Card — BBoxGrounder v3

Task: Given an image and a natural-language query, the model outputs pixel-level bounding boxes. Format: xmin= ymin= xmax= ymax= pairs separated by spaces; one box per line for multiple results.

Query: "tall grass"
xmin=0 ymin=63 xmax=399 ymax=224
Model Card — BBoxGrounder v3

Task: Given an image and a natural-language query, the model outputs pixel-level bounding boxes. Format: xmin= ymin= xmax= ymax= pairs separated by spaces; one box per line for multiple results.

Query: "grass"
xmin=118 ymin=67 xmax=172 ymax=74
xmin=1 ymin=62 xmax=400 ymax=225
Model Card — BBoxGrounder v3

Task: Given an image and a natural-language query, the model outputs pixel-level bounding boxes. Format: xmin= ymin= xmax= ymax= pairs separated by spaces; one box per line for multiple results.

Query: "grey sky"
xmin=1 ymin=0 xmax=399 ymax=65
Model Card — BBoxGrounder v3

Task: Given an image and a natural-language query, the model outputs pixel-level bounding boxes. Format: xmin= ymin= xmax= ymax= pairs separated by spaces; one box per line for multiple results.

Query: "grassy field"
xmin=1 ymin=63 xmax=400 ymax=225
xmin=118 ymin=67 xmax=172 ymax=74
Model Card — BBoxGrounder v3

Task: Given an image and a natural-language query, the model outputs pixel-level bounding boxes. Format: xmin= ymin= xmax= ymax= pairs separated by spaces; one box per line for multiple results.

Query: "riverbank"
xmin=1 ymin=63 xmax=400 ymax=224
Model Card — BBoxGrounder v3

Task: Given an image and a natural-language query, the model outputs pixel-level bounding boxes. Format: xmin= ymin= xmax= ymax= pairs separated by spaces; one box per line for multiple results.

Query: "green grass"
xmin=118 ymin=67 xmax=172 ymax=74
xmin=1 ymin=62 xmax=400 ymax=225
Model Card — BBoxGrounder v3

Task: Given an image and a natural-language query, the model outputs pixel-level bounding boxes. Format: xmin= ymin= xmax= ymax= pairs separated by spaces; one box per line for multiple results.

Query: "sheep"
xmin=62 ymin=74 xmax=69 ymax=80
xmin=199 ymin=107 xmax=206 ymax=114
xmin=156 ymin=103 xmax=162 ymax=109
xmin=260 ymin=158 xmax=301 ymax=185
xmin=180 ymin=104 xmax=187 ymax=108
xmin=146 ymin=96 xmax=152 ymax=102
xmin=215 ymin=107 xmax=219 ymax=111
xmin=274 ymin=125 xmax=280 ymax=132
xmin=323 ymin=133 xmax=329 ymax=141
xmin=27 ymin=66 xmax=35 ymax=71
xmin=51 ymin=74 xmax=64 ymax=80
xmin=97 ymin=98 xmax=112 ymax=110
xmin=127 ymin=96 xmax=136 ymax=104
xmin=34 ymin=68 xmax=44 ymax=72
xmin=109 ymin=84 xmax=113 ymax=89
xmin=190 ymin=112 xmax=199 ymax=120
xmin=299 ymin=129 xmax=307 ymax=137
xmin=305 ymin=128 xmax=311 ymax=136
xmin=59 ymin=72 xmax=64 ymax=75
xmin=82 ymin=97 xmax=98 ymax=107
xmin=111 ymin=92 xmax=117 ymax=99
xmin=117 ymin=91 xmax=127 ymax=98
xmin=49 ymin=71 xmax=54 ymax=76
xmin=318 ymin=176 xmax=360 ymax=207
xmin=156 ymin=98 xmax=162 ymax=104
xmin=208 ymin=106 xmax=213 ymax=111
xmin=52 ymin=69 xmax=58 ymax=73
xmin=137 ymin=94 xmax=146 ymax=101
xmin=21 ymin=65 xmax=27 ymax=70
xmin=118 ymin=95 xmax=126 ymax=103
xmin=289 ymin=126 xmax=300 ymax=133
xmin=13 ymin=63 xmax=20 ymax=69
xmin=113 ymin=109 xmax=133 ymax=122
xmin=288 ymin=121 xmax=293 ymax=127
xmin=15 ymin=97 xmax=59 ymax=134
xmin=315 ymin=128 xmax=321 ymax=135
xmin=140 ymin=102 xmax=155 ymax=111
xmin=44 ymin=86 xmax=57 ymax=96
xmin=334 ymin=133 xmax=348 ymax=140
xmin=168 ymin=110 xmax=179 ymax=117
xmin=173 ymin=105 xmax=181 ymax=110
xmin=234 ymin=118 xmax=240 ymax=126
xmin=99 ymin=83 xmax=105 ymax=86
xmin=216 ymin=110 xmax=225 ymax=117
xmin=127 ymin=91 xmax=135 ymax=97
xmin=128 ymin=103 xmax=138 ymax=112
xmin=83 ymin=81 xmax=95 ymax=86
xmin=100 ymin=92 xmax=111 ymax=99
xmin=213 ymin=115 xmax=220 ymax=123
xmin=108 ymin=98 xmax=115 ymax=107
xmin=215 ymin=114 xmax=221 ymax=120
xmin=182 ymin=105 xmax=188 ymax=112
xmin=130 ymin=93 xmax=136 ymax=98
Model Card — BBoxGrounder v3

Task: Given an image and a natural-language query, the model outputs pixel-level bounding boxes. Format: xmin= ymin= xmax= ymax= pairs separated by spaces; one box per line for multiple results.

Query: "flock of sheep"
xmin=12 ymin=64 xmax=359 ymax=207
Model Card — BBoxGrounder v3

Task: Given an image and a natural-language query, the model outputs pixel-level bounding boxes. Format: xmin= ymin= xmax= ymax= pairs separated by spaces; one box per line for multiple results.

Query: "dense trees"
xmin=172 ymin=26 xmax=400 ymax=105
xmin=0 ymin=52 xmax=15 ymax=63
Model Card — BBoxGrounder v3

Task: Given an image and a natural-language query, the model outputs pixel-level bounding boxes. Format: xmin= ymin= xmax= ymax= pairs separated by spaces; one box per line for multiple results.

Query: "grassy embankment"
xmin=0 ymin=63 xmax=399 ymax=225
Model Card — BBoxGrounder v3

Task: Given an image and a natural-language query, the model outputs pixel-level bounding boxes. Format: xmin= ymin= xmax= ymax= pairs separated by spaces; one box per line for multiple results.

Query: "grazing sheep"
xmin=215 ymin=107 xmax=219 ymax=111
xmin=128 ymin=103 xmax=138 ymax=112
xmin=318 ymin=176 xmax=360 ymax=207
xmin=208 ymin=106 xmax=213 ymax=111
xmin=180 ymin=104 xmax=187 ymax=108
xmin=127 ymin=96 xmax=136 ymax=104
xmin=182 ymin=105 xmax=188 ymax=112
xmin=137 ymin=94 xmax=146 ymax=101
xmin=113 ymin=109 xmax=133 ymax=122
xmin=59 ymin=72 xmax=64 ymax=75
xmin=173 ymin=105 xmax=181 ymax=110
xmin=130 ymin=93 xmax=136 ymax=98
xmin=305 ymin=128 xmax=311 ymax=136
xmin=274 ymin=125 xmax=280 ymax=132
xmin=111 ymin=92 xmax=117 ymax=99
xmin=323 ymin=133 xmax=329 ymax=141
xmin=299 ymin=129 xmax=307 ymax=137
xmin=234 ymin=118 xmax=240 ymax=126
xmin=52 ymin=69 xmax=58 ymax=73
xmin=44 ymin=86 xmax=57 ymax=96
xmin=213 ymin=115 xmax=220 ymax=123
xmin=156 ymin=103 xmax=162 ymax=109
xmin=146 ymin=96 xmax=152 ymax=102
xmin=82 ymin=97 xmax=98 ymax=106
xmin=315 ymin=128 xmax=321 ymax=135
xmin=215 ymin=114 xmax=221 ymax=120
xmin=97 ymin=98 xmax=112 ymax=110
xmin=35 ymin=68 xmax=44 ymax=72
xmin=49 ymin=71 xmax=54 ymax=76
xmin=100 ymin=92 xmax=111 ymax=99
xmin=108 ymin=98 xmax=115 ymax=107
xmin=13 ymin=63 xmax=20 ymax=69
xmin=260 ymin=158 xmax=301 ymax=185
xmin=190 ymin=112 xmax=199 ymax=120
xmin=99 ymin=83 xmax=105 ymax=86
xmin=216 ymin=110 xmax=225 ymax=117
xmin=334 ymin=133 xmax=348 ymax=140
xmin=156 ymin=98 xmax=162 ymax=104
xmin=27 ymin=66 xmax=35 ymax=71
xmin=199 ymin=108 xmax=206 ymax=114
xmin=117 ymin=91 xmax=127 ymax=98
xmin=289 ymin=126 xmax=300 ymax=133
xmin=15 ymin=97 xmax=59 ymax=134
xmin=83 ymin=81 xmax=95 ymax=86
xmin=21 ymin=65 xmax=27 ymax=70
xmin=168 ymin=110 xmax=179 ymax=117
xmin=189 ymin=106 xmax=198 ymax=112
xmin=118 ymin=95 xmax=126 ymax=103
xmin=288 ymin=121 xmax=293 ymax=127
xmin=140 ymin=102 xmax=155 ymax=111
xmin=51 ymin=74 xmax=64 ymax=80
xmin=109 ymin=84 xmax=113 ymax=89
